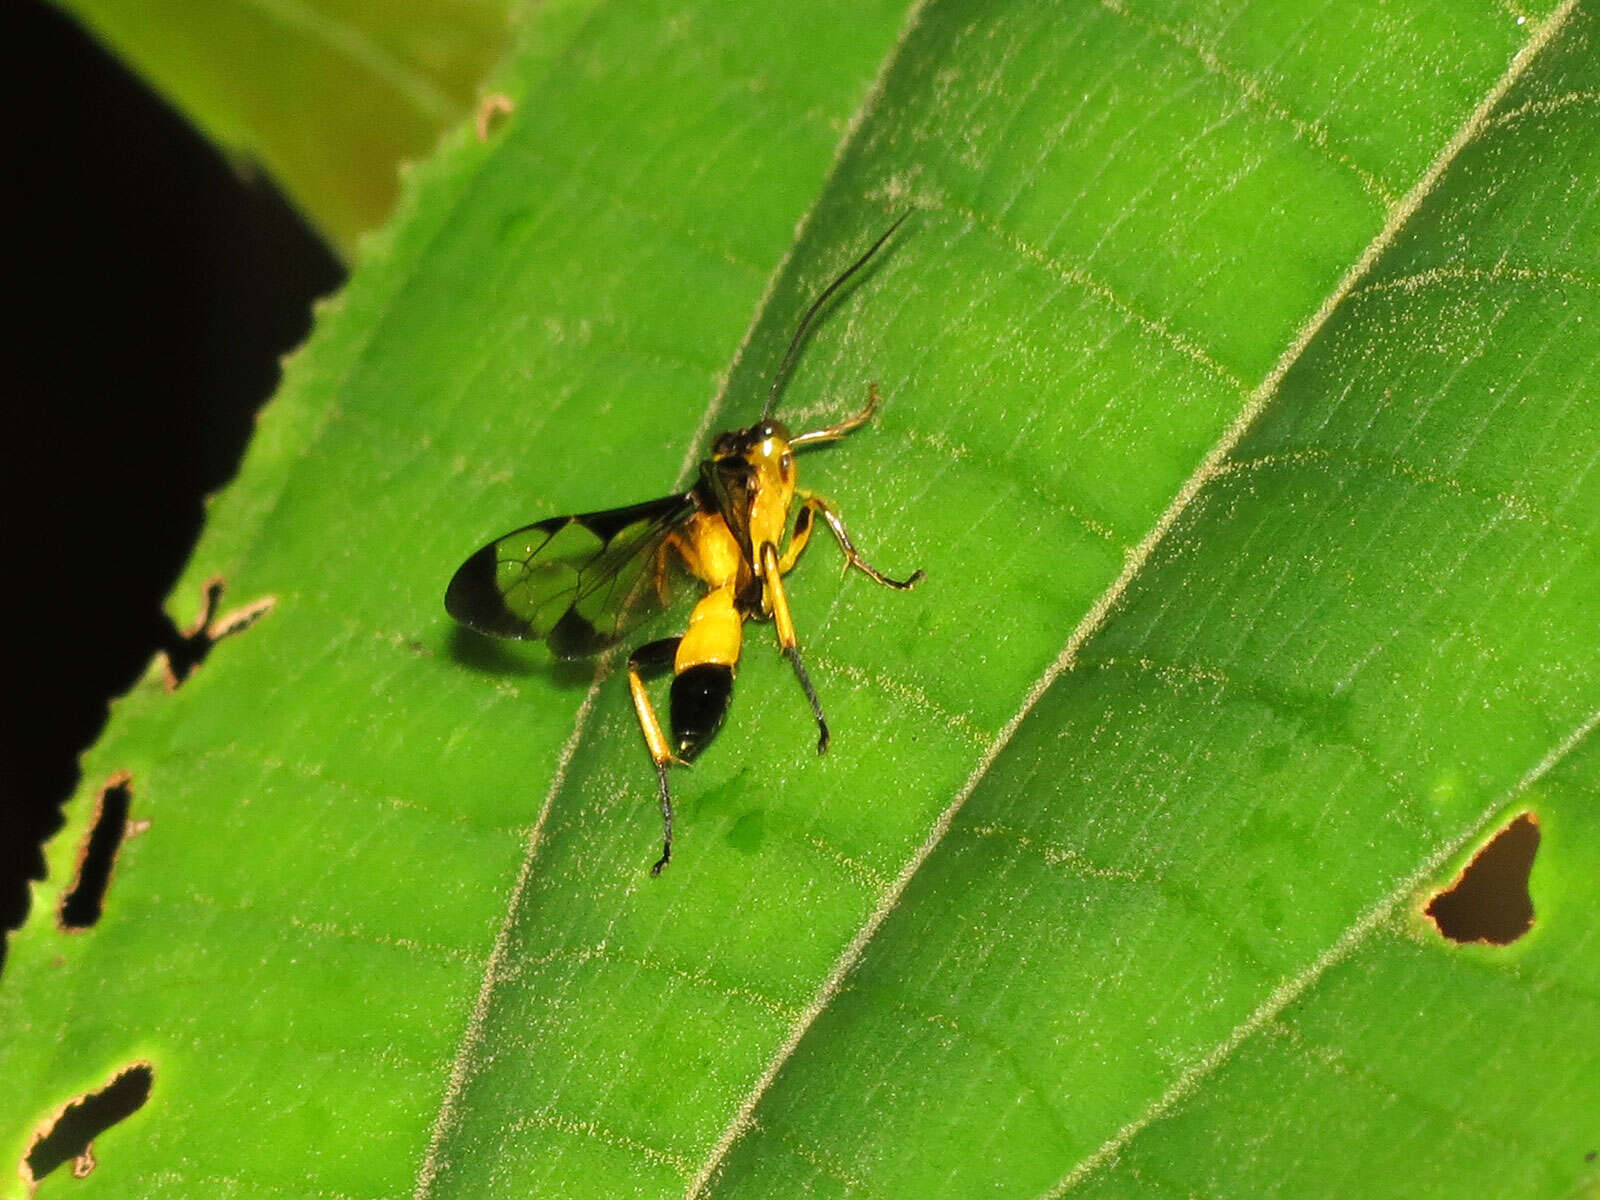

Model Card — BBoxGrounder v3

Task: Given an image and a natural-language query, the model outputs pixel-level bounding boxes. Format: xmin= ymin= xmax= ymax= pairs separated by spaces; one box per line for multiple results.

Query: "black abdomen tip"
xmin=671 ymin=663 xmax=735 ymax=761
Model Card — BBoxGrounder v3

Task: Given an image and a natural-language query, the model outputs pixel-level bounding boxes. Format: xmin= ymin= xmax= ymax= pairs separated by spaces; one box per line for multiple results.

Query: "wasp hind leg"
xmin=627 ymin=637 xmax=684 ymax=875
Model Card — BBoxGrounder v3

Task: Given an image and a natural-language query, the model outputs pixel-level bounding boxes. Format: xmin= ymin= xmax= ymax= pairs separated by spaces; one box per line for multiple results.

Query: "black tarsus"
xmin=651 ymin=760 xmax=673 ymax=876
xmin=629 ymin=637 xmax=682 ymax=875
xmin=763 ymin=212 xmax=911 ymax=419
xmin=783 ymin=645 xmax=831 ymax=754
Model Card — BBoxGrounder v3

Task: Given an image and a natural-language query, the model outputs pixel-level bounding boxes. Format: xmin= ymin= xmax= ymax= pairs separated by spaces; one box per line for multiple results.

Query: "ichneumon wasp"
xmin=446 ymin=217 xmax=923 ymax=873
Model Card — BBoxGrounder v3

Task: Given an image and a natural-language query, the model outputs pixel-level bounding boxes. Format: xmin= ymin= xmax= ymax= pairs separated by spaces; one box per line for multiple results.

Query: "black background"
xmin=1 ymin=1 xmax=344 ymax=950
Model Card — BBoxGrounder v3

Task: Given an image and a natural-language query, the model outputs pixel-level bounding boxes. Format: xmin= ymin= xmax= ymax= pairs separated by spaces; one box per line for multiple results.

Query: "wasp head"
xmin=712 ymin=420 xmax=798 ymax=552
xmin=712 ymin=420 xmax=796 ymax=486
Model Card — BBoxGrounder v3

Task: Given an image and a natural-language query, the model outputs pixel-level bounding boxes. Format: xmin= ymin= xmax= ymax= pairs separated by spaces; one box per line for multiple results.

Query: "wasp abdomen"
xmin=671 ymin=664 xmax=734 ymax=761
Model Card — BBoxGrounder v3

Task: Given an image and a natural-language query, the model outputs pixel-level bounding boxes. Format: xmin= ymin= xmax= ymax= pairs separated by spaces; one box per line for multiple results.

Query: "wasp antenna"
xmin=763 ymin=212 xmax=911 ymax=419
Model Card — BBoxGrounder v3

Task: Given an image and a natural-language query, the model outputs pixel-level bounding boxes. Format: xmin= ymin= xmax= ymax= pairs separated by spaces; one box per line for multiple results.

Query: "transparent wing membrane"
xmin=446 ymin=493 xmax=695 ymax=658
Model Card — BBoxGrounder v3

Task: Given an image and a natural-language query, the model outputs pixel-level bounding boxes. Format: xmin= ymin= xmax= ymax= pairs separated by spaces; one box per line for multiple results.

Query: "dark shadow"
xmin=0 ymin=0 xmax=341 ymax=969
xmin=444 ymin=625 xmax=598 ymax=690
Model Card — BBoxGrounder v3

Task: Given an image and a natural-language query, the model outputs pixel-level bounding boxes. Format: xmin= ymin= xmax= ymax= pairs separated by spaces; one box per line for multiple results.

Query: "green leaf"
xmin=55 ymin=0 xmax=522 ymax=254
xmin=6 ymin=0 xmax=1598 ymax=1198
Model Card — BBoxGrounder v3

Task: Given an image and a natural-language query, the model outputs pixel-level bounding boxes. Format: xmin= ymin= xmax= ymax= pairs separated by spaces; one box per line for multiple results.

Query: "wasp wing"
xmin=446 ymin=492 xmax=696 ymax=658
xmin=699 ymin=456 xmax=757 ymax=565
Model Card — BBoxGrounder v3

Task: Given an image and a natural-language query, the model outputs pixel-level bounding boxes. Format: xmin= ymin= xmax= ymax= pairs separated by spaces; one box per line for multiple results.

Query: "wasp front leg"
xmin=786 ymin=493 xmax=925 ymax=590
xmin=788 ymin=381 xmax=882 ymax=448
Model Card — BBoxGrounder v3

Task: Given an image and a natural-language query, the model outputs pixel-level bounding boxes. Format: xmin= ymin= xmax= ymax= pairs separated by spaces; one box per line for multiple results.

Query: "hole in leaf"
xmin=58 ymin=775 xmax=131 ymax=930
xmin=22 ymin=1063 xmax=153 ymax=1187
xmin=161 ymin=577 xmax=275 ymax=687
xmin=1425 ymin=812 xmax=1539 ymax=945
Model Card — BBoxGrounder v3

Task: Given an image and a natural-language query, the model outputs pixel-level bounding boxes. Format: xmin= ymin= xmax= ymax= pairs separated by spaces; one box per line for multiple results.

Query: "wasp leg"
xmin=760 ymin=542 xmax=830 ymax=754
xmin=789 ymin=382 xmax=881 ymax=448
xmin=792 ymin=493 xmax=925 ymax=590
xmin=777 ymin=500 xmax=817 ymax=574
xmin=653 ymin=529 xmax=702 ymax=609
xmin=627 ymin=637 xmax=683 ymax=874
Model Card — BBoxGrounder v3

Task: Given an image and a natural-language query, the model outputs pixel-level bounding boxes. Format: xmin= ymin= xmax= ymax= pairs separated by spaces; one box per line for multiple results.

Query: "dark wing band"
xmin=446 ymin=492 xmax=696 ymax=658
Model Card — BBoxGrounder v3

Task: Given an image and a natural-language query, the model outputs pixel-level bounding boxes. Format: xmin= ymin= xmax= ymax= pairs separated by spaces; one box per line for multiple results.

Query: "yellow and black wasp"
xmin=446 ymin=218 xmax=922 ymax=873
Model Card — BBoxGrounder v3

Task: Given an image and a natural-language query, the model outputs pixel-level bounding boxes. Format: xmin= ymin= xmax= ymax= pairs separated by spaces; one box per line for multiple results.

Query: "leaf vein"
xmin=507 ymin=1108 xmax=696 ymax=1178
xmin=1041 ymin=703 xmax=1599 ymax=1197
xmin=412 ymin=673 xmax=612 ymax=1199
xmin=1096 ymin=0 xmax=1400 ymax=208
xmin=939 ymin=200 xmax=1252 ymax=393
xmin=685 ymin=2 xmax=1581 ymax=1192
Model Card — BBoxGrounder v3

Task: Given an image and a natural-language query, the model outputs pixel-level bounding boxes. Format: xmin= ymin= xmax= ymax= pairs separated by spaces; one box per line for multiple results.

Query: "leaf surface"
xmin=5 ymin=1 xmax=1597 ymax=1198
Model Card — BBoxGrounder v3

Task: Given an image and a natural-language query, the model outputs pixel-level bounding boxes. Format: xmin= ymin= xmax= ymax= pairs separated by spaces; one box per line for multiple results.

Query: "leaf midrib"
xmin=408 ymin=2 xmax=941 ymax=1194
